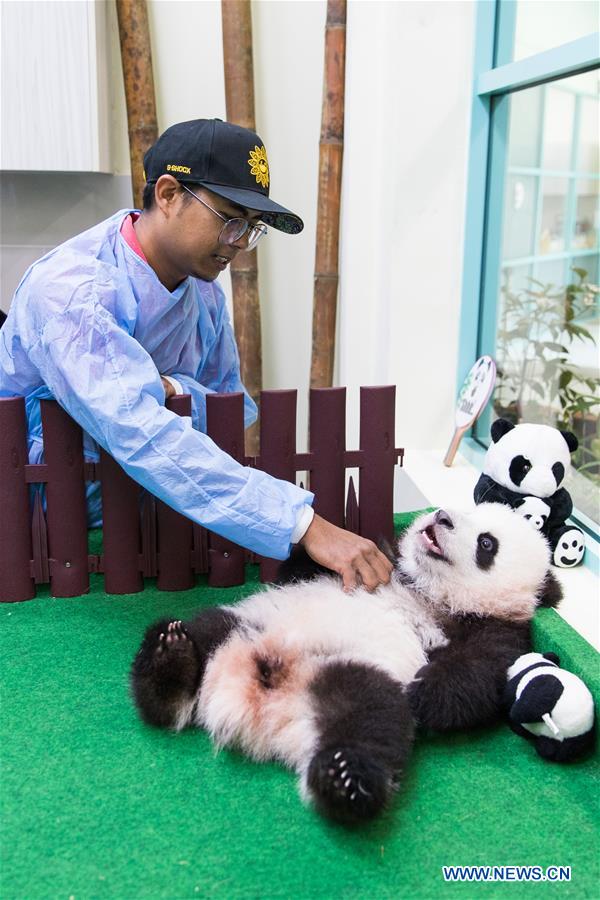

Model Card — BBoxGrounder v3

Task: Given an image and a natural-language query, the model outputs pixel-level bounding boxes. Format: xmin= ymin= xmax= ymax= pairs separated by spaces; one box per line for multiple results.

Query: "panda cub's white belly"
xmin=233 ymin=576 xmax=447 ymax=685
xmin=196 ymin=577 xmax=448 ymax=768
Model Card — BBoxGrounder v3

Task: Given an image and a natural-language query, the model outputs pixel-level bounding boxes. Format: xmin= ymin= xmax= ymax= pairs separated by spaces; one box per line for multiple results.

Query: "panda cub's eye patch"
xmin=476 ymin=532 xmax=499 ymax=570
xmin=509 ymin=455 xmax=532 ymax=486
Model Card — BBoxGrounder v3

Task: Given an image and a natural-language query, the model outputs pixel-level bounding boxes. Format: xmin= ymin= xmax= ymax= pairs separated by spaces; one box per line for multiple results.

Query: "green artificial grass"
xmin=1 ymin=511 xmax=598 ymax=899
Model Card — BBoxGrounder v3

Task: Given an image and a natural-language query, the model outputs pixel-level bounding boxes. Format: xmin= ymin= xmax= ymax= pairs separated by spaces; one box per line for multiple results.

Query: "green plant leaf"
xmin=559 ymin=371 xmax=574 ymax=389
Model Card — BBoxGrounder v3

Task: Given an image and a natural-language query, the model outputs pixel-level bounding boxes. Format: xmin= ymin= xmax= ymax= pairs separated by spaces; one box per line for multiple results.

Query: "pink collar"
xmin=120 ymin=212 xmax=148 ymax=263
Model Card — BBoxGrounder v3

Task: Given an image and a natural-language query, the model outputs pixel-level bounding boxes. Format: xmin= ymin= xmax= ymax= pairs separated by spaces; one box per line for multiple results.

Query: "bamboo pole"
xmin=310 ymin=0 xmax=346 ymax=389
xmin=221 ymin=0 xmax=262 ymax=455
xmin=116 ymin=0 xmax=159 ymax=210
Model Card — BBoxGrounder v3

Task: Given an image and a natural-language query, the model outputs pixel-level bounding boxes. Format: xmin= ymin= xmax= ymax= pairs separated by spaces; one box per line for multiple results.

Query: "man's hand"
xmin=299 ymin=513 xmax=393 ymax=593
xmin=161 ymin=376 xmax=176 ymax=399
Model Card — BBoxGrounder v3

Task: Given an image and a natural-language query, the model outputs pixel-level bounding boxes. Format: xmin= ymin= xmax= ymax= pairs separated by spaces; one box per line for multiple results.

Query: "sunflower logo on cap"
xmin=248 ymin=145 xmax=269 ymax=189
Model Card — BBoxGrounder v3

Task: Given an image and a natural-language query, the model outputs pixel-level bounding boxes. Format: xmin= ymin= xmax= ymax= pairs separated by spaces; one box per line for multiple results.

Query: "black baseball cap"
xmin=143 ymin=118 xmax=304 ymax=235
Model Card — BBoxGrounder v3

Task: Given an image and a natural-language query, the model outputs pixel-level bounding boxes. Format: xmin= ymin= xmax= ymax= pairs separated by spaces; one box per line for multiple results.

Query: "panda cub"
xmin=131 ymin=504 xmax=560 ymax=825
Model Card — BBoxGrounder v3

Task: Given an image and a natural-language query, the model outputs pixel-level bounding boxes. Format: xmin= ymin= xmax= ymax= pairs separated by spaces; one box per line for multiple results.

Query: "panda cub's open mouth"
xmin=418 ymin=524 xmax=448 ymax=561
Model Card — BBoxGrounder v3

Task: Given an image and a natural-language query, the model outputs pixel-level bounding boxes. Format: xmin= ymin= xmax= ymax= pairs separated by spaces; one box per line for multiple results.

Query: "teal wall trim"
xmin=494 ymin=0 xmax=517 ymax=68
xmin=456 ymin=0 xmax=497 ymax=405
xmin=478 ymin=34 xmax=600 ymax=96
xmin=479 ymin=95 xmax=509 ymax=354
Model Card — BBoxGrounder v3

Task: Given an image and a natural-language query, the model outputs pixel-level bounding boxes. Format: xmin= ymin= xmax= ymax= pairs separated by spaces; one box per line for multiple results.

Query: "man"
xmin=0 ymin=119 xmax=391 ymax=591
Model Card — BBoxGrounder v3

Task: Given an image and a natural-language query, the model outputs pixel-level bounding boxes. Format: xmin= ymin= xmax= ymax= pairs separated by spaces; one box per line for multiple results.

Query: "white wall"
xmin=339 ymin=0 xmax=475 ymax=449
xmin=1 ymin=0 xmax=475 ymax=455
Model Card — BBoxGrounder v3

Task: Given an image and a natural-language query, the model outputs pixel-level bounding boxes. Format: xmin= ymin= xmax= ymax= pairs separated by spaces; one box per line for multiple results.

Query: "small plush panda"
xmin=474 ymin=419 xmax=585 ymax=568
xmin=131 ymin=504 xmax=560 ymax=824
xmin=513 ymin=496 xmax=551 ymax=532
xmin=505 ymin=652 xmax=595 ymax=762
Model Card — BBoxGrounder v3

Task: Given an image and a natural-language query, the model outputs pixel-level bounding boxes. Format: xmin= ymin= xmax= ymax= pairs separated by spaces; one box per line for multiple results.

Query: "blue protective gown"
xmin=0 ymin=210 xmax=313 ymax=560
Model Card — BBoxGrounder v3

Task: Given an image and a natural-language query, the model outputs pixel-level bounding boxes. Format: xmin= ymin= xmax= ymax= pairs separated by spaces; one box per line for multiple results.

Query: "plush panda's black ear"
xmin=537 ymin=570 xmax=563 ymax=608
xmin=560 ymin=430 xmax=578 ymax=453
xmin=491 ymin=418 xmax=515 ymax=443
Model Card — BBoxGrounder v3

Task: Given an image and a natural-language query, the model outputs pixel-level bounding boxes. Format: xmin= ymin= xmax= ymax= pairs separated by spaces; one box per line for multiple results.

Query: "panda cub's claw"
xmin=308 ymin=746 xmax=391 ymax=824
xmin=157 ymin=620 xmax=189 ymax=654
xmin=134 ymin=617 xmax=198 ymax=683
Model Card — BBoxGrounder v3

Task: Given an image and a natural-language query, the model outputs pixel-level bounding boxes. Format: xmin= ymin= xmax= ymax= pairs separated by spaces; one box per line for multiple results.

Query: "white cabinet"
xmin=1 ymin=0 xmax=111 ymax=172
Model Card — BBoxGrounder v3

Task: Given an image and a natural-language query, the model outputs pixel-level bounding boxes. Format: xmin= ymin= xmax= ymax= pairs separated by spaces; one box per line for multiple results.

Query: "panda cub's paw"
xmin=134 ymin=618 xmax=198 ymax=685
xmin=553 ymin=528 xmax=585 ymax=568
xmin=307 ymin=746 xmax=391 ymax=824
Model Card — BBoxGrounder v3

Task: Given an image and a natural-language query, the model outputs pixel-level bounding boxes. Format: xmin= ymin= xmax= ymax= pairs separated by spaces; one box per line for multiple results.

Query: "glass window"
xmin=496 ymin=0 xmax=599 ymax=66
xmin=542 ymin=86 xmax=575 ymax=171
xmin=478 ymin=69 xmax=600 ymax=525
xmin=578 ymin=96 xmax=600 ymax=171
xmin=507 ymin=87 xmax=543 ymax=167
xmin=573 ymin=178 xmax=599 ymax=250
xmin=538 ymin=177 xmax=568 ymax=255
xmin=503 ymin=174 xmax=537 ymax=259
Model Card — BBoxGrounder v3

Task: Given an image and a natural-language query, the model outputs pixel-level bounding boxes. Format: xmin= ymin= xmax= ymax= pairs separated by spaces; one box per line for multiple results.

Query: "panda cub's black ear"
xmin=560 ymin=430 xmax=578 ymax=453
xmin=275 ymin=547 xmax=335 ymax=585
xmin=378 ymin=537 xmax=398 ymax=566
xmin=491 ymin=418 xmax=515 ymax=443
xmin=537 ymin=570 xmax=563 ymax=608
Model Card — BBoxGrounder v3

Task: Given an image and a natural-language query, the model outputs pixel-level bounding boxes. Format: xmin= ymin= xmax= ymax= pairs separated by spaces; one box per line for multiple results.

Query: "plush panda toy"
xmin=513 ymin=496 xmax=552 ymax=531
xmin=505 ymin=652 xmax=595 ymax=762
xmin=474 ymin=419 xmax=585 ymax=568
xmin=131 ymin=504 xmax=561 ymax=825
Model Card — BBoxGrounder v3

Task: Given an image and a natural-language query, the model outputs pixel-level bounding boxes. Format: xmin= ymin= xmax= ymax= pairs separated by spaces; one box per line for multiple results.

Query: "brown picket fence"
xmin=0 ymin=386 xmax=403 ymax=602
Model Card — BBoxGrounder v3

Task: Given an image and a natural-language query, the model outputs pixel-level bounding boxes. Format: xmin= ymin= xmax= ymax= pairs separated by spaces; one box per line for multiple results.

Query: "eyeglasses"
xmin=181 ymin=184 xmax=267 ymax=251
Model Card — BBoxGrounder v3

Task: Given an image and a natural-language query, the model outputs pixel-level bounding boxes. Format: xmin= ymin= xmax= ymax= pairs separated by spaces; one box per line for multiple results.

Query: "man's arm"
xmin=26 ymin=290 xmax=391 ymax=587
xmin=26 ymin=290 xmax=311 ymax=561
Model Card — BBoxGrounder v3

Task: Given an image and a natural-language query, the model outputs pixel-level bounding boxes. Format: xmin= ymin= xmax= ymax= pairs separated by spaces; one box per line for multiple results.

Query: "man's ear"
xmin=491 ymin=418 xmax=515 ymax=443
xmin=154 ymin=174 xmax=182 ymax=214
xmin=537 ymin=570 xmax=562 ymax=608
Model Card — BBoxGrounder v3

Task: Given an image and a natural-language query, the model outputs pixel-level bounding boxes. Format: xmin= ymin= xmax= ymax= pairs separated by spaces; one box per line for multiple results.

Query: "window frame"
xmin=458 ymin=0 xmax=600 ymax=569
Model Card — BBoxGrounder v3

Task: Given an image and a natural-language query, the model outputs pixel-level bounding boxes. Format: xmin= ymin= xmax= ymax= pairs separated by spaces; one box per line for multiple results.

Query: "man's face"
xmin=155 ymin=178 xmax=263 ymax=283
